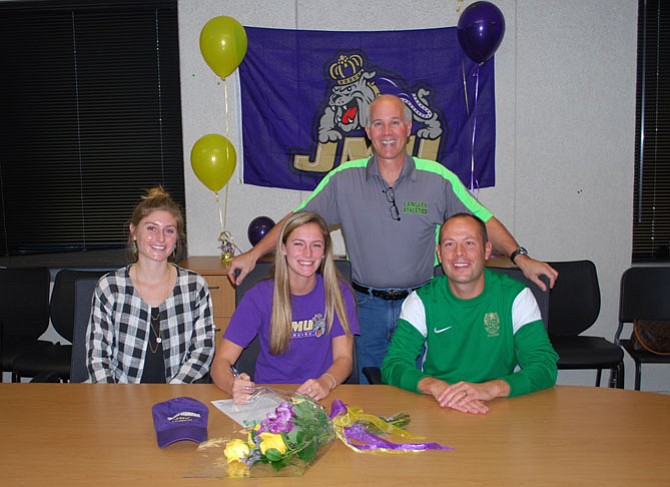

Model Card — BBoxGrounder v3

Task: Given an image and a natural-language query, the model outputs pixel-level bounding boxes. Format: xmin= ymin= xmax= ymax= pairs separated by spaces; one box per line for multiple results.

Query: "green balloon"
xmin=191 ymin=134 xmax=236 ymax=193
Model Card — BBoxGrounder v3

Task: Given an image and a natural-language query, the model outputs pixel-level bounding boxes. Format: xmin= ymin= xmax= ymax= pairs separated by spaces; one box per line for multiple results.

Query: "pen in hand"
xmin=230 ymin=364 xmax=256 ymax=401
xmin=230 ymin=364 xmax=254 ymax=386
xmin=230 ymin=364 xmax=242 ymax=378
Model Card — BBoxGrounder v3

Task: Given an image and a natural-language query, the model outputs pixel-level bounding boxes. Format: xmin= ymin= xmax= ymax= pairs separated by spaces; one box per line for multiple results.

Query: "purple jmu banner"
xmin=239 ymin=26 xmax=496 ymax=191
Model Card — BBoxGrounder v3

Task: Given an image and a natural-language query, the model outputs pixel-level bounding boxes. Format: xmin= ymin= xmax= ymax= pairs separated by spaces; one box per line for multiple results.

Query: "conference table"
xmin=2 ymin=384 xmax=669 ymax=486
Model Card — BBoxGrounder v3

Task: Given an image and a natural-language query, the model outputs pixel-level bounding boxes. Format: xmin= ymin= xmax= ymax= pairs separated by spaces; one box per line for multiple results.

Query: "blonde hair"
xmin=127 ymin=186 xmax=186 ymax=262
xmin=269 ymin=211 xmax=352 ymax=354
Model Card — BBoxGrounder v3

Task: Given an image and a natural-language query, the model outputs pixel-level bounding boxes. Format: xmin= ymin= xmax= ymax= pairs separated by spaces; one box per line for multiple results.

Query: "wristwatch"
xmin=510 ymin=247 xmax=528 ymax=264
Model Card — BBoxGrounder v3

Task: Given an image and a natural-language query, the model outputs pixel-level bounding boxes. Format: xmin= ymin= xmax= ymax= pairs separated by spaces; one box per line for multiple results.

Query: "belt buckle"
xmin=376 ymin=289 xmax=408 ymax=300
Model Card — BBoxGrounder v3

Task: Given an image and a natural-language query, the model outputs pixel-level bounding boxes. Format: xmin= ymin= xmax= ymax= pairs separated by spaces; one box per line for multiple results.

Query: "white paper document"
xmin=211 ymin=389 xmax=286 ymax=427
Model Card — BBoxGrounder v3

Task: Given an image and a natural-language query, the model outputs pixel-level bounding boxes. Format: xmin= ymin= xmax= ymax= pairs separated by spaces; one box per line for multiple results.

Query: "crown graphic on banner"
xmin=329 ymin=54 xmax=365 ymax=85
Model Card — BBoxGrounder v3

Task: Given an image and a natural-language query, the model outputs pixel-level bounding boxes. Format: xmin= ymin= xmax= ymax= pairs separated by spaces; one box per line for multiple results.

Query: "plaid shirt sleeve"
xmin=164 ymin=268 xmax=215 ymax=383
xmin=87 ymin=270 xmax=139 ymax=383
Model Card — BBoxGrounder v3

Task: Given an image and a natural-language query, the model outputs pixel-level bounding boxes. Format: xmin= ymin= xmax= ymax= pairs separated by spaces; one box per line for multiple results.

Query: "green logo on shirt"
xmin=484 ymin=313 xmax=500 ymax=337
xmin=403 ymin=201 xmax=428 ymax=215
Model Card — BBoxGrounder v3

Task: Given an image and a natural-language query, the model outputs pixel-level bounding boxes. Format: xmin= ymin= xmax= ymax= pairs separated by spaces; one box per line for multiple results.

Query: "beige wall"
xmin=179 ymin=1 xmax=667 ymax=391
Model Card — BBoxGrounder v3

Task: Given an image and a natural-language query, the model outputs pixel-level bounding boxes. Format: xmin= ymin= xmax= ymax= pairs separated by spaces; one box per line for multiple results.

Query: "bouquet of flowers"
xmin=185 ymin=389 xmax=452 ymax=479
xmin=187 ymin=388 xmax=335 ymax=478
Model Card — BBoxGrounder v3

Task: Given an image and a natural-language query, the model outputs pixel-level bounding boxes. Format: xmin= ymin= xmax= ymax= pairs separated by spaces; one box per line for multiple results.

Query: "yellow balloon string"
xmin=224 ymin=78 xmax=230 ymax=135
xmin=218 ymin=194 xmax=224 ymax=230
xmin=218 ymin=185 xmax=239 ymax=264
xmin=215 ymin=183 xmax=231 ymax=231
xmin=223 ymin=183 xmax=229 ymax=230
xmin=217 ymin=75 xmax=229 ymax=232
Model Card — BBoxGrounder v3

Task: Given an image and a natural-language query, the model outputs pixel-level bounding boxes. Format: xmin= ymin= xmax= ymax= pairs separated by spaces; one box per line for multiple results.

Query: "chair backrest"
xmin=232 ymin=263 xmax=271 ymax=379
xmin=0 ymin=267 xmax=51 ymax=339
xmin=618 ymin=267 xmax=670 ymax=323
xmin=546 ymin=260 xmax=600 ymax=336
xmin=491 ymin=266 xmax=550 ymax=328
xmin=234 ymin=258 xmax=359 ymax=384
xmin=50 ymin=269 xmax=109 ymax=342
xmin=69 ymin=274 xmax=104 ymax=383
xmin=434 ymin=264 xmax=550 ymax=327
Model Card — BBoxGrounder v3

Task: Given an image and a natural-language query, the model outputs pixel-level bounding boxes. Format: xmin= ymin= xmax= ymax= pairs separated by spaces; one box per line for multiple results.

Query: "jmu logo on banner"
xmin=293 ymin=52 xmax=445 ymax=174
xmin=239 ymin=27 xmax=495 ymax=191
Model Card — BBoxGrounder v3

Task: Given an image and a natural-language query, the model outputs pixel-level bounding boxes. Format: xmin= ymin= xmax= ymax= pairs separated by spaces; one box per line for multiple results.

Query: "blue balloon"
xmin=247 ymin=216 xmax=275 ymax=246
xmin=457 ymin=1 xmax=506 ymax=64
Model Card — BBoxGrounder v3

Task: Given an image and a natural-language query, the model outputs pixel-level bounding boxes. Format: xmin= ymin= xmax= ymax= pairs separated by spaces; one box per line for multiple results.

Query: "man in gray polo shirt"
xmin=229 ymin=94 xmax=558 ymax=383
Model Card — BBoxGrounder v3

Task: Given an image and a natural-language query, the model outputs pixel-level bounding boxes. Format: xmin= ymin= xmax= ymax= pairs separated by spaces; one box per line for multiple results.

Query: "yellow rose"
xmin=223 ymin=439 xmax=251 ymax=463
xmin=258 ymin=432 xmax=287 ymax=455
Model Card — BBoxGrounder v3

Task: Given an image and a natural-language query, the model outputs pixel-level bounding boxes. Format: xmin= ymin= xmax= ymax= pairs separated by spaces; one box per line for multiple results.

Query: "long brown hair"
xmin=269 ymin=211 xmax=352 ymax=354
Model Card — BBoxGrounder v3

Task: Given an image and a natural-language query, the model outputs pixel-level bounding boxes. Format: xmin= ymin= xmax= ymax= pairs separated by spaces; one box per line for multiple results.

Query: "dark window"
xmin=634 ymin=0 xmax=670 ymax=262
xmin=0 ymin=0 xmax=184 ymax=257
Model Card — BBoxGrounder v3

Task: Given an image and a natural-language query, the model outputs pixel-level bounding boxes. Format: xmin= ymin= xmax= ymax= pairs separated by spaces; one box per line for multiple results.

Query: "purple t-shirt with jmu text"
xmin=223 ymin=274 xmax=359 ymax=383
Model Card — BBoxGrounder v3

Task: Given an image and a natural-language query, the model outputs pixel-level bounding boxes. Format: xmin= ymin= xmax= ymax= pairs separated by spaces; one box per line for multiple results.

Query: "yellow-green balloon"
xmin=191 ymin=134 xmax=237 ymax=193
xmin=199 ymin=16 xmax=248 ymax=79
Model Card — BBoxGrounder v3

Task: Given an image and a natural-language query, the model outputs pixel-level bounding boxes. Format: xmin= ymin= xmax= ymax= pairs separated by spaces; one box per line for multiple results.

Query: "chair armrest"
xmin=614 ymin=320 xmax=631 ymax=345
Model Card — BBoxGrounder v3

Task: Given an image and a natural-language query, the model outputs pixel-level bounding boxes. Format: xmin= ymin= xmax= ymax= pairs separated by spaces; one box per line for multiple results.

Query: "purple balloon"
xmin=247 ymin=216 xmax=275 ymax=246
xmin=457 ymin=1 xmax=506 ymax=64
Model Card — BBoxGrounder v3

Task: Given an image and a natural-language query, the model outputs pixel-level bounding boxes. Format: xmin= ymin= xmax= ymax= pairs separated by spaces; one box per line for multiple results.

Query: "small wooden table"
xmin=2 ymin=384 xmax=668 ymax=486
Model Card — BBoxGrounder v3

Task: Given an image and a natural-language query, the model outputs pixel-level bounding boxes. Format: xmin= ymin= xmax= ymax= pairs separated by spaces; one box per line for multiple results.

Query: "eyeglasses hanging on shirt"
xmin=383 ymin=187 xmax=401 ymax=221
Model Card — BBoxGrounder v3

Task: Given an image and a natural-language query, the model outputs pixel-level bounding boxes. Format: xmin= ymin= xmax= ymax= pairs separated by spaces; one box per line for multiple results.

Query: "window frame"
xmin=0 ymin=0 xmax=185 ymax=259
xmin=633 ymin=0 xmax=670 ymax=262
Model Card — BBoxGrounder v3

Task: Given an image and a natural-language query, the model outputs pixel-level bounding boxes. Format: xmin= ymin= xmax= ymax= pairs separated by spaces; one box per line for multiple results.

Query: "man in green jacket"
xmin=382 ymin=213 xmax=558 ymax=414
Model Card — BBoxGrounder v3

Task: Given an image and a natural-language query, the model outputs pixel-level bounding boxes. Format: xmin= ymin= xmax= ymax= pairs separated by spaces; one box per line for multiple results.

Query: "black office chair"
xmin=233 ymin=259 xmax=360 ymax=384
xmin=69 ymin=274 xmax=104 ymax=383
xmin=12 ymin=269 xmax=108 ymax=382
xmin=488 ymin=265 xmax=550 ymax=325
xmin=614 ymin=266 xmax=670 ymax=391
xmin=0 ymin=267 xmax=52 ymax=381
xmin=362 ymin=265 xmax=550 ymax=384
xmin=547 ymin=260 xmax=624 ymax=388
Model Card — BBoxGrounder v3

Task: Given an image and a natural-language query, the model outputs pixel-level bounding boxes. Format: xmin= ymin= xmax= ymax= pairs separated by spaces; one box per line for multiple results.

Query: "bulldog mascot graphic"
xmin=318 ymin=53 xmax=443 ymax=143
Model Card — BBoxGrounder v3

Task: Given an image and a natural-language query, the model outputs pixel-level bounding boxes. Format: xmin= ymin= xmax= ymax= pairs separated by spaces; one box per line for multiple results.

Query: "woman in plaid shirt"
xmin=86 ymin=187 xmax=215 ymax=383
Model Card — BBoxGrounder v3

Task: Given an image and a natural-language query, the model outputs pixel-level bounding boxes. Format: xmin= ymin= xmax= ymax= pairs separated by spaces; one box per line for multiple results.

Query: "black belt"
xmin=352 ymin=282 xmax=413 ymax=301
